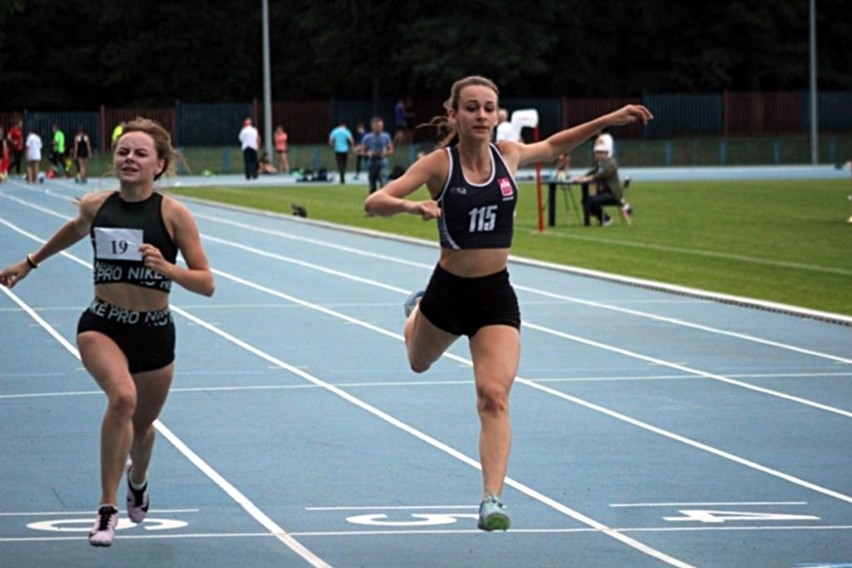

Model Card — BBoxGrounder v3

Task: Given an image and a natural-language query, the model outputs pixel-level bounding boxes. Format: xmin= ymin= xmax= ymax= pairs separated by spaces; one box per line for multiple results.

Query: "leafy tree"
xmin=0 ymin=0 xmax=848 ymax=110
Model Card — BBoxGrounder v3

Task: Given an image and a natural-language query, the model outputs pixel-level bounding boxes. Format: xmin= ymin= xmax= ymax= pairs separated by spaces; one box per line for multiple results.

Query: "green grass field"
xmin=168 ymin=179 xmax=852 ymax=317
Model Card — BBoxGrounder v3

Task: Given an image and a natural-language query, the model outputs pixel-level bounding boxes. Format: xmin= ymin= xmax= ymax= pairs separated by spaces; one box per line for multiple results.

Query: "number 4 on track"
xmin=664 ymin=509 xmax=819 ymax=524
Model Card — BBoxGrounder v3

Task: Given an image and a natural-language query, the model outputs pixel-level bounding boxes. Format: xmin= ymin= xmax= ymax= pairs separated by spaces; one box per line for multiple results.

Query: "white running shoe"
xmin=478 ymin=494 xmax=511 ymax=531
xmin=88 ymin=505 xmax=119 ymax=547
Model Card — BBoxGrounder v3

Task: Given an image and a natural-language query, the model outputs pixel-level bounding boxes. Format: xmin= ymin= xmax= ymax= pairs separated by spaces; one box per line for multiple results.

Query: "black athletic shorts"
xmin=76 ymin=298 xmax=175 ymax=374
xmin=418 ymin=263 xmax=521 ymax=338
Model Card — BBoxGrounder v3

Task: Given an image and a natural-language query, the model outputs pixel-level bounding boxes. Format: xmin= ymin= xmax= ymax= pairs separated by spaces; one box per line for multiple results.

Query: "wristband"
xmin=26 ymin=254 xmax=39 ymax=269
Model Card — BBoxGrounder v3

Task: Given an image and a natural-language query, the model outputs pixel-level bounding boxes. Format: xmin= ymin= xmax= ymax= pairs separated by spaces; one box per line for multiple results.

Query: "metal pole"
xmin=262 ymin=0 xmax=273 ymax=160
xmin=809 ymin=0 xmax=818 ymax=164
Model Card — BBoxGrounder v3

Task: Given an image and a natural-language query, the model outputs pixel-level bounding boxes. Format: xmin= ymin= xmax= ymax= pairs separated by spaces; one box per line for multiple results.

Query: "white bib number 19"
xmin=468 ymin=205 xmax=498 ymax=233
xmin=94 ymin=227 xmax=144 ymax=261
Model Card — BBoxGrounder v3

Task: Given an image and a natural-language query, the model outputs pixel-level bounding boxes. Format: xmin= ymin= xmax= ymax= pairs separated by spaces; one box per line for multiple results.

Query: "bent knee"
xmin=107 ymin=390 xmax=137 ymax=419
xmin=476 ymin=385 xmax=509 ymax=414
xmin=408 ymin=357 xmax=432 ymax=374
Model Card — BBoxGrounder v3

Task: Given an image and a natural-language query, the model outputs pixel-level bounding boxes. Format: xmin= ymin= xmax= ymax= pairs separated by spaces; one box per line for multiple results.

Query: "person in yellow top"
xmin=111 ymin=121 xmax=125 ymax=146
xmin=51 ymin=124 xmax=66 ymax=176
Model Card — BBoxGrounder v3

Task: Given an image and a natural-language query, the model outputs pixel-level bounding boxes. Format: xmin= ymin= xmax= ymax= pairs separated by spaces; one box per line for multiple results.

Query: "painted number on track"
xmin=663 ymin=510 xmax=819 ymax=524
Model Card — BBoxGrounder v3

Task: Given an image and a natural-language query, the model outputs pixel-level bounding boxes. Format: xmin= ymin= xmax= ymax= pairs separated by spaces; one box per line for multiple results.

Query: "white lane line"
xmin=609 ymin=501 xmax=808 ymax=508
xmin=164 ymin=290 xmax=698 ymax=567
xmin=0 ymin=509 xmax=199 ymax=516
xmin=202 ymin=266 xmax=852 ymax=507
xmin=191 ymin=209 xmax=852 ymax=362
xmin=4 ymin=196 xmax=849 ymax=565
xmin=522 ymin=321 xmax=852 ymax=419
xmin=4 ymin=524 xmax=850 ymax=544
xmin=0 ymin=293 xmax=331 ymax=568
xmin=0 ymin=276 xmax=696 ymax=564
xmin=4 ymin=194 xmax=849 ymax=364
xmin=194 ymin=229 xmax=852 ymax=418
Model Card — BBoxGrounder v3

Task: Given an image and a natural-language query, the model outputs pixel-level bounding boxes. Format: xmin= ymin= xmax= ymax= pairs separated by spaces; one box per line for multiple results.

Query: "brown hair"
xmin=424 ymin=75 xmax=500 ymax=148
xmin=115 ymin=117 xmax=184 ymax=179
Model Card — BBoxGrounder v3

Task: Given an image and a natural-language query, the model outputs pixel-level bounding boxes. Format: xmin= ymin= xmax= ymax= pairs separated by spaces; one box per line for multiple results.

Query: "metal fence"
xmin=3 ymin=90 xmax=850 ymax=169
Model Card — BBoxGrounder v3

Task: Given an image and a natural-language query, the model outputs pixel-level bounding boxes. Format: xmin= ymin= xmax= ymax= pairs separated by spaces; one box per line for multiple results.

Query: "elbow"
xmin=200 ymin=274 xmax=216 ymax=297
xmin=364 ymin=193 xmax=379 ymax=215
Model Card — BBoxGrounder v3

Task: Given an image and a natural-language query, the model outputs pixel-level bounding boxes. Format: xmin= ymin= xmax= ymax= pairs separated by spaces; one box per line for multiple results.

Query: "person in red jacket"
xmin=7 ymin=119 xmax=24 ymax=175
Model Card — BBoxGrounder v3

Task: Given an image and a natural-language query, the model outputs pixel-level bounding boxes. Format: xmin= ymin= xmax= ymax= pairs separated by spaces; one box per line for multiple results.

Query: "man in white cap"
xmin=572 ymin=138 xmax=624 ymax=226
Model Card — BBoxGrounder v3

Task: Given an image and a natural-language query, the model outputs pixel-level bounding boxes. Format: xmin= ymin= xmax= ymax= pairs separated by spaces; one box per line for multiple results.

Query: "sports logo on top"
xmin=498 ymin=178 xmax=514 ymax=200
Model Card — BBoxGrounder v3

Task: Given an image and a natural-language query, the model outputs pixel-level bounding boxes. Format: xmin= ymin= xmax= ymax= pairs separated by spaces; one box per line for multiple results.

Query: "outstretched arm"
xmin=0 ymin=193 xmax=105 ymax=288
xmin=500 ymin=105 xmax=654 ymax=170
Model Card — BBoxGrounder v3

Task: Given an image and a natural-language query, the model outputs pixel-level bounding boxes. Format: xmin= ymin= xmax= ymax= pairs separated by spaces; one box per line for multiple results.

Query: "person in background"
xmin=25 ymin=128 xmax=42 ymax=183
xmin=393 ymin=98 xmax=414 ymax=146
xmin=257 ymin=151 xmax=278 ymax=174
xmin=571 ymin=139 xmax=624 ymax=226
xmin=595 ymin=128 xmax=615 ymax=157
xmin=8 ymin=119 xmax=24 ymax=176
xmin=361 ymin=116 xmax=394 ymax=195
xmin=274 ymin=125 xmax=290 ymax=175
xmin=0 ymin=117 xmax=215 ymax=547
xmin=354 ymin=122 xmax=367 ymax=181
xmin=73 ymin=125 xmax=92 ymax=183
xmin=554 ymin=152 xmax=571 ymax=181
xmin=495 ymin=108 xmax=515 ymax=142
xmin=328 ymin=121 xmax=354 ymax=184
xmin=111 ymin=121 xmax=126 ymax=147
xmin=0 ymin=125 xmax=9 ymax=180
xmin=238 ymin=118 xmax=260 ymax=180
xmin=50 ymin=124 xmax=66 ymax=177
xmin=364 ymin=75 xmax=651 ymax=531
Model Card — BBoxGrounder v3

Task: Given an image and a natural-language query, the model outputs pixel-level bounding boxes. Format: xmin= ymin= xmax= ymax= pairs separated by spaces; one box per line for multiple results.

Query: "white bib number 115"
xmin=468 ymin=205 xmax=498 ymax=233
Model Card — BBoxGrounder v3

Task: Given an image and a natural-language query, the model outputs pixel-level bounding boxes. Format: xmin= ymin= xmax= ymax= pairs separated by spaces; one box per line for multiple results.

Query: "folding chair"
xmin=603 ymin=176 xmax=633 ymax=225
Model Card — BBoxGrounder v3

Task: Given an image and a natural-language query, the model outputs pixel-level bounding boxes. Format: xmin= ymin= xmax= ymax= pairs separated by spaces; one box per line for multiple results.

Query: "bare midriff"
xmin=94 ymin=283 xmax=169 ymax=313
xmin=438 ymin=248 xmax=510 ymax=278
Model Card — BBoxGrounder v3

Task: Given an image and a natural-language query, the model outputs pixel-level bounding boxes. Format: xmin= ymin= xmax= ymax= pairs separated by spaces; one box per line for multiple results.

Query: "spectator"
xmin=554 ymin=152 xmax=571 ymax=181
xmin=25 ymin=128 xmax=42 ymax=183
xmin=50 ymin=124 xmax=66 ymax=177
xmin=361 ymin=116 xmax=393 ymax=195
xmin=495 ymin=108 xmax=515 ymax=142
xmin=0 ymin=125 xmax=8 ymax=180
xmin=72 ymin=126 xmax=92 ymax=183
xmin=572 ymin=139 xmax=624 ymax=226
xmin=111 ymin=121 xmax=125 ymax=147
xmin=238 ymin=118 xmax=260 ymax=180
xmin=274 ymin=125 xmax=290 ymax=175
xmin=8 ymin=119 xmax=24 ymax=175
xmin=328 ymin=121 xmax=355 ymax=184
xmin=354 ymin=122 xmax=367 ymax=181
xmin=393 ymin=98 xmax=412 ymax=146
xmin=595 ymin=128 xmax=615 ymax=157
xmin=258 ymin=151 xmax=278 ymax=174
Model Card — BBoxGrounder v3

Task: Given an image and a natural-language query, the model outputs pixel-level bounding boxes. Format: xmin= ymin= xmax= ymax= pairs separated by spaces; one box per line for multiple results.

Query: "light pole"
xmin=809 ymin=0 xmax=818 ymax=164
xmin=262 ymin=0 xmax=273 ymax=161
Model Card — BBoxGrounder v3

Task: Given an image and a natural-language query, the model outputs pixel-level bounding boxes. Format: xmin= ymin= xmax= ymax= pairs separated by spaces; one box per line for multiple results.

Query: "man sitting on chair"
xmin=572 ymin=140 xmax=624 ymax=226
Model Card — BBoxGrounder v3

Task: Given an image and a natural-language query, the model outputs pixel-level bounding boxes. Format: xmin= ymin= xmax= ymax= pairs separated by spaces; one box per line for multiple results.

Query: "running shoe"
xmin=403 ymin=290 xmax=425 ymax=317
xmin=88 ymin=505 xmax=119 ymax=547
xmin=126 ymin=463 xmax=149 ymax=524
xmin=478 ymin=494 xmax=511 ymax=531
